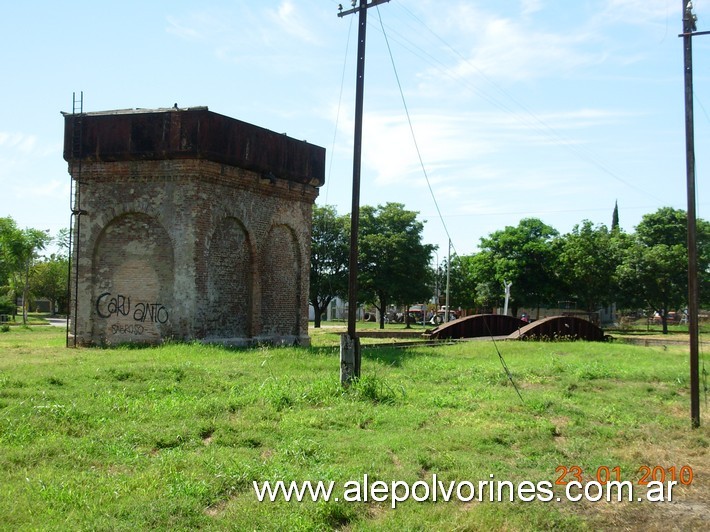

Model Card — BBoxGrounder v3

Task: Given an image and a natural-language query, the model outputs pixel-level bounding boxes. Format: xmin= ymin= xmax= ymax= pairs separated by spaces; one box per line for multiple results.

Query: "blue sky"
xmin=1 ymin=0 xmax=709 ymax=258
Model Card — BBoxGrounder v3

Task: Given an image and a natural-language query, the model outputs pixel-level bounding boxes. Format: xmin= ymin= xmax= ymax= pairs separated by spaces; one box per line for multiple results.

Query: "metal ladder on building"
xmin=66 ymin=92 xmax=83 ymax=347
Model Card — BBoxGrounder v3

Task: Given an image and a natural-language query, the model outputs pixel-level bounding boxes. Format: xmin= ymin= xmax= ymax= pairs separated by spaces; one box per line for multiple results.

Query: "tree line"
xmin=0 ymin=217 xmax=68 ymax=324
xmin=310 ymin=204 xmax=710 ymax=334
xmin=4 ymin=203 xmax=706 ymax=335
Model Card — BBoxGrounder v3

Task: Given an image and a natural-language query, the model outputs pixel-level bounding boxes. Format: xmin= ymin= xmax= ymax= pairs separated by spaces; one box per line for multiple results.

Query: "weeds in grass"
xmin=349 ymin=375 xmax=402 ymax=405
xmin=0 ymin=328 xmax=707 ymax=530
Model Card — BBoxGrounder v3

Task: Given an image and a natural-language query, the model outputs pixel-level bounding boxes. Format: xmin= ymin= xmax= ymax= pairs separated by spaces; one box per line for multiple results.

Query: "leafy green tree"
xmin=0 ymin=218 xmax=51 ymax=324
xmin=31 ymin=254 xmax=69 ymax=315
xmin=0 ymin=296 xmax=14 ymax=316
xmin=54 ymin=228 xmax=71 ymax=256
xmin=467 ymin=252 xmax=504 ymax=312
xmin=358 ymin=203 xmax=434 ymax=329
xmin=616 ymin=207 xmax=710 ymax=333
xmin=309 ymin=205 xmax=350 ymax=328
xmin=476 ymin=218 xmax=559 ymax=318
xmin=440 ymin=254 xmax=480 ymax=312
xmin=616 ymin=242 xmax=687 ymax=333
xmin=0 ymin=218 xmax=14 ymax=296
xmin=556 ymin=221 xmax=620 ymax=313
xmin=1 ymin=217 xmax=23 ymax=317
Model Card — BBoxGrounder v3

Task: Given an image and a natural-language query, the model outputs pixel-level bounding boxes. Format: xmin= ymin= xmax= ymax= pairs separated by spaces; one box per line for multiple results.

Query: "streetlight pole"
xmin=503 ymin=281 xmax=512 ymax=316
xmin=445 ymin=239 xmax=451 ymax=323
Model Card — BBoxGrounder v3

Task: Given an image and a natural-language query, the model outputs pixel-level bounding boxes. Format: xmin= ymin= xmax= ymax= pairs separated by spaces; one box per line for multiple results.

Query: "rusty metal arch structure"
xmin=427 ymin=314 xmax=526 ymax=340
xmin=507 ymin=315 xmax=606 ymax=342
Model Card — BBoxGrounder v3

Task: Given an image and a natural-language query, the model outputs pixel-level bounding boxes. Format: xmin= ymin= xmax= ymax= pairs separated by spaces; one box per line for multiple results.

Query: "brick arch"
xmin=260 ymin=223 xmax=302 ymax=339
xmin=205 ymin=216 xmax=254 ymax=339
xmin=92 ymin=212 xmax=174 ymax=344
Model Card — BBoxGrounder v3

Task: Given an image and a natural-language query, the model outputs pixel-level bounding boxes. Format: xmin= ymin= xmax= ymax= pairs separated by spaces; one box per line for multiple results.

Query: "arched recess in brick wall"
xmin=260 ymin=224 xmax=301 ymax=338
xmin=92 ymin=213 xmax=175 ymax=344
xmin=206 ymin=217 xmax=253 ymax=338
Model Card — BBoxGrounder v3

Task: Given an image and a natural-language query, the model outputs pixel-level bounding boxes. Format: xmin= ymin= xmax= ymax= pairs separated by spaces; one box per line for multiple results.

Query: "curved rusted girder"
xmin=428 ymin=314 xmax=526 ymax=340
xmin=507 ymin=316 xmax=606 ymax=342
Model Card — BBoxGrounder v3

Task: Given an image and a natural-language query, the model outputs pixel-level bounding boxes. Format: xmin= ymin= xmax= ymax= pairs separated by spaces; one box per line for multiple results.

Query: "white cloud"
xmin=267 ymin=0 xmax=320 ymax=45
xmin=166 ymin=2 xmax=323 ymax=67
xmin=411 ymin=0 xmax=677 ymax=94
xmin=520 ymin=0 xmax=545 ymax=17
xmin=452 ymin=20 xmax=601 ymax=83
xmin=598 ymin=0 xmax=675 ymax=26
xmin=165 ymin=15 xmax=204 ymax=40
xmin=347 ymin=104 xmax=633 ymax=192
xmin=0 ymin=132 xmax=38 ymax=155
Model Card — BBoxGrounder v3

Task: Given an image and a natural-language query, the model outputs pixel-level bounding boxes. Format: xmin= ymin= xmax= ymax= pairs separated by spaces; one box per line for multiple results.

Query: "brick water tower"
xmin=63 ymin=106 xmax=324 ymax=346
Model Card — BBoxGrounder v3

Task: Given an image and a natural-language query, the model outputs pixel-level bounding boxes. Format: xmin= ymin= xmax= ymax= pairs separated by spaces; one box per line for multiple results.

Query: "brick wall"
xmin=65 ymin=109 xmax=322 ymax=346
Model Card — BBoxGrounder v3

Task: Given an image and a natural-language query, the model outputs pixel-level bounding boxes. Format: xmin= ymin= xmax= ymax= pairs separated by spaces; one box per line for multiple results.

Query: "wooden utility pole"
xmin=680 ymin=0 xmax=707 ymax=427
xmin=338 ymin=0 xmax=390 ymax=384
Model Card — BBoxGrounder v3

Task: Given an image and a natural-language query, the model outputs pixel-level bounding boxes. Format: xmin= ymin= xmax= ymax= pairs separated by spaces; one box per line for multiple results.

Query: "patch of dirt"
xmin=387 ymin=449 xmax=403 ymax=469
xmin=204 ymin=499 xmax=229 ymax=517
xmin=260 ymin=448 xmax=274 ymax=461
xmin=561 ymin=435 xmax=709 ymax=529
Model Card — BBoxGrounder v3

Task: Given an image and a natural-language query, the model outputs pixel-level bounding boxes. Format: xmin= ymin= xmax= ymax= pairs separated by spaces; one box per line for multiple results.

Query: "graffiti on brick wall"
xmin=111 ymin=324 xmax=145 ymax=335
xmin=96 ymin=292 xmax=169 ymax=334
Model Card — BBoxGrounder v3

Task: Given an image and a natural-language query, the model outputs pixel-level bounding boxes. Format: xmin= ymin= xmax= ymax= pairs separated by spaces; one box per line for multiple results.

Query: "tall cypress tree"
xmin=611 ymin=200 xmax=620 ymax=232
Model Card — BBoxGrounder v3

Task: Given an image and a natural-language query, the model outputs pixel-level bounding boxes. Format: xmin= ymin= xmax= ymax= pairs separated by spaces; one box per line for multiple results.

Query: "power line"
xmin=424 ymin=202 xmax=710 ymax=220
xmin=325 ymin=12 xmax=355 ymax=205
xmin=378 ymin=1 xmax=667 ymax=204
xmin=374 ymin=6 xmax=456 ymax=256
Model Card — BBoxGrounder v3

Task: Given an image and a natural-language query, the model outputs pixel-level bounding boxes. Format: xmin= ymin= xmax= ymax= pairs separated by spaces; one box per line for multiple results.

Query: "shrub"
xmin=0 ymin=296 xmax=15 ymax=316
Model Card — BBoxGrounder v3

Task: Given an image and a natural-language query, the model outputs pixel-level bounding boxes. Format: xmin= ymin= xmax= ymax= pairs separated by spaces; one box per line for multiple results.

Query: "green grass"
xmin=0 ymin=326 xmax=708 ymax=530
xmin=609 ymin=319 xmax=710 ymax=336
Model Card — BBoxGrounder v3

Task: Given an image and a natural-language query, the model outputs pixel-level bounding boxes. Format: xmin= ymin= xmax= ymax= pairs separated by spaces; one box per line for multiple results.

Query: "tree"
xmin=1 ymin=217 xmax=25 ymax=317
xmin=617 ymin=242 xmax=687 ymax=334
xmin=636 ymin=207 xmax=688 ymax=248
xmin=611 ymin=200 xmax=620 ymax=232
xmin=0 ymin=218 xmax=14 ymax=294
xmin=441 ymin=254 xmax=480 ymax=311
xmin=54 ymin=227 xmax=71 ymax=255
xmin=309 ymin=205 xmax=349 ymax=328
xmin=556 ymin=221 xmax=620 ymax=313
xmin=466 ymin=252 xmax=505 ymax=312
xmin=31 ymin=254 xmax=69 ymax=315
xmin=616 ymin=207 xmax=710 ymax=333
xmin=0 ymin=218 xmax=51 ymax=324
xmin=476 ymin=218 xmax=559 ymax=318
xmin=358 ymin=203 xmax=434 ymax=329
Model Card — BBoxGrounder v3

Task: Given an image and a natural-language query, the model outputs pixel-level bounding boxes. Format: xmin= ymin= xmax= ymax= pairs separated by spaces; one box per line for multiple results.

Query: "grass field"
xmin=0 ymin=325 xmax=708 ymax=530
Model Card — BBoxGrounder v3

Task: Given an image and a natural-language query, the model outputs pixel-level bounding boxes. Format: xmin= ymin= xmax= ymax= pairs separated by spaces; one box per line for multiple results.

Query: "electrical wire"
xmin=482 ymin=316 xmax=525 ymax=405
xmin=325 ymin=11 xmax=355 ymax=206
xmin=375 ymin=5 xmax=457 ymax=256
xmin=377 ymin=1 xmax=667 ymax=204
xmin=374 ymin=8 xmax=523 ymax=402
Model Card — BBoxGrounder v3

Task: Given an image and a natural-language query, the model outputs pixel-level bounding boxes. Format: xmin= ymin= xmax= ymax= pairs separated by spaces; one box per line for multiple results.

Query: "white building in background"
xmin=309 ymin=297 xmax=363 ymax=322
